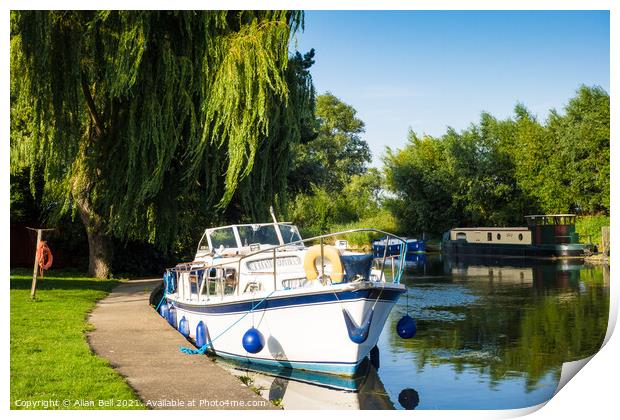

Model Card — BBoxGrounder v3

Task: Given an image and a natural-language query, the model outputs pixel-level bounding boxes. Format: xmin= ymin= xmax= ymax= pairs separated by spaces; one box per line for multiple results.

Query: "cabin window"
xmin=497 ymin=233 xmax=502 ymax=240
xmin=456 ymin=232 xmax=467 ymax=240
xmin=518 ymin=233 xmax=523 ymax=241
xmin=222 ymin=268 xmax=237 ymax=296
xmin=487 ymin=232 xmax=492 ymax=241
xmin=210 ymin=227 xmax=238 ymax=249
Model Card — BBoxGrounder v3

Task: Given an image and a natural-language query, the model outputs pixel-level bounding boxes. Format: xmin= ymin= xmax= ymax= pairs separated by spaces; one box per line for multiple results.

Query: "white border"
xmin=2 ymin=1 xmax=616 ymax=420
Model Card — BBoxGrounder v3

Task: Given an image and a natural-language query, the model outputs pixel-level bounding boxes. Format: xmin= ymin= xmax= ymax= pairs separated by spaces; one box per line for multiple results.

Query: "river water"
xmin=216 ymin=255 xmax=610 ymax=410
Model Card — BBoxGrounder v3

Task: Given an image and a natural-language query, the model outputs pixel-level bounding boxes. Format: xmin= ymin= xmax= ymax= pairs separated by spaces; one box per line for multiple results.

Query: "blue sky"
xmin=294 ymin=10 xmax=610 ymax=166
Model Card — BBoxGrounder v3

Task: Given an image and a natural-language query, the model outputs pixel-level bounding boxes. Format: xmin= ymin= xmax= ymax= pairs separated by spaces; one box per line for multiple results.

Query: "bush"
xmin=575 ymin=215 xmax=610 ymax=248
xmin=328 ymin=209 xmax=399 ymax=248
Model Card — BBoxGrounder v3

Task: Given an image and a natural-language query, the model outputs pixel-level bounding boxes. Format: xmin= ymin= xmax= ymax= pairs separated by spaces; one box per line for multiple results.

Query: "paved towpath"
xmin=88 ymin=279 xmax=274 ymax=410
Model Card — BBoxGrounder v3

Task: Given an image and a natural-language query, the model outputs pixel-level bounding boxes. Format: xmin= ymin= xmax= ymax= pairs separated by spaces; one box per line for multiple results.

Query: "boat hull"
xmin=372 ymin=239 xmax=426 ymax=259
xmin=165 ymin=283 xmax=404 ymax=376
xmin=441 ymin=241 xmax=586 ymax=258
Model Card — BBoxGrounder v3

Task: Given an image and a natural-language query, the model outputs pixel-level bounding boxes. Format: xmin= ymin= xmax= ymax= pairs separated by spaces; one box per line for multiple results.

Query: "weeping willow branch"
xmin=10 ymin=10 xmax=313 ymax=253
xmin=80 ymin=70 xmax=103 ymax=138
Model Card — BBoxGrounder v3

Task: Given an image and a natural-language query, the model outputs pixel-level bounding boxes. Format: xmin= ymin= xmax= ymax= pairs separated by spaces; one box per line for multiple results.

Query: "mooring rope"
xmin=179 ymin=289 xmax=276 ymax=355
xmin=155 ymin=270 xmax=173 ymax=312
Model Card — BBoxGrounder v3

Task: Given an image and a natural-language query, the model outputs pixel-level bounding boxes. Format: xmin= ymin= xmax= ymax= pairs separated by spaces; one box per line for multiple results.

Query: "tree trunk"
xmin=76 ymin=197 xmax=113 ymax=278
xmin=84 ymin=226 xmax=113 ymax=278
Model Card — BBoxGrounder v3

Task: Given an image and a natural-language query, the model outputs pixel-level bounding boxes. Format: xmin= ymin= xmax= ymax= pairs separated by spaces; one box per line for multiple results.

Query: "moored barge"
xmin=441 ymin=214 xmax=588 ymax=258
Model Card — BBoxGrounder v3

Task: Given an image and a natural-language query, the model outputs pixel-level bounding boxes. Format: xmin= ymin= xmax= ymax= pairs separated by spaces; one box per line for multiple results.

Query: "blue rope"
xmin=155 ymin=271 xmax=170 ymax=311
xmin=393 ymin=241 xmax=408 ymax=284
xmin=179 ymin=289 xmax=276 ymax=355
xmin=155 ymin=294 xmax=166 ymax=311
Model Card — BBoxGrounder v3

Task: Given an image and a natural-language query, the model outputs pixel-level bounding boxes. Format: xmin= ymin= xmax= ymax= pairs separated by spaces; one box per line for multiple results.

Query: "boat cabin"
xmin=448 ymin=227 xmax=532 ymax=245
xmin=445 ymin=214 xmax=580 ymax=246
xmin=196 ymin=223 xmax=304 ymax=259
xmin=525 ymin=214 xmax=579 ymax=245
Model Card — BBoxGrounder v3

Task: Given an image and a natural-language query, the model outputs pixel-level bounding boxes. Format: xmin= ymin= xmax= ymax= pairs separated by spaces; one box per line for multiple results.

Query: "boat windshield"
xmin=238 ymin=225 xmax=280 ymax=247
xmin=279 ymin=224 xmax=303 ymax=244
xmin=207 ymin=223 xmax=303 ymax=251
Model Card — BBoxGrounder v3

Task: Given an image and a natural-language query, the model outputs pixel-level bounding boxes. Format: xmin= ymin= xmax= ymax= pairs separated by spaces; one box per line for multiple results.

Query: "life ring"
xmin=303 ymin=245 xmax=344 ymax=282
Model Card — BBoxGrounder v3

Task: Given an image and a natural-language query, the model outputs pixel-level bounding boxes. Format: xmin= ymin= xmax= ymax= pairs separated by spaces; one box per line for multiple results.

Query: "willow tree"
xmin=10 ymin=11 xmax=313 ymax=277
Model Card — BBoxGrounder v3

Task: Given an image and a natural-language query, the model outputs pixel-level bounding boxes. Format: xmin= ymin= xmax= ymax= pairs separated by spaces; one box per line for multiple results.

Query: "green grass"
xmin=575 ymin=215 xmax=610 ymax=248
xmin=10 ymin=268 xmax=145 ymax=410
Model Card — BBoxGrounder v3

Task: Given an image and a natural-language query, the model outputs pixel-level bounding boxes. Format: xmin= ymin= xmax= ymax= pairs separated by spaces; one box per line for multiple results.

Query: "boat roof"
xmin=450 ymin=227 xmax=530 ymax=231
xmin=524 ymin=214 xmax=576 ymax=218
xmin=206 ymin=222 xmax=293 ymax=232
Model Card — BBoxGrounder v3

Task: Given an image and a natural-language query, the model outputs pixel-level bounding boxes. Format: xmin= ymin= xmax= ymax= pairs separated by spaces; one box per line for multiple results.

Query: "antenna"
xmin=269 ymin=206 xmax=284 ymax=246
xmin=269 ymin=205 xmax=279 ymax=224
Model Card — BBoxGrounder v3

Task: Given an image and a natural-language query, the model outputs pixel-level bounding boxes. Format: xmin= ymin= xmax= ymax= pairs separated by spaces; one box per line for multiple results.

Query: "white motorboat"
xmin=157 ymin=222 xmax=408 ymax=376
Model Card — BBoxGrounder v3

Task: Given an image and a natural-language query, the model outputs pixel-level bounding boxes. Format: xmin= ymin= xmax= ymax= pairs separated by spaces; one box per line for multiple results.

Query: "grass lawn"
xmin=10 ymin=268 xmax=145 ymax=409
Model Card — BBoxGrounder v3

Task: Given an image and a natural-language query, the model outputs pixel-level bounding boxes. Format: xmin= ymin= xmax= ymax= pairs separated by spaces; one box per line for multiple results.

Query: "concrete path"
xmin=88 ymin=279 xmax=274 ymax=410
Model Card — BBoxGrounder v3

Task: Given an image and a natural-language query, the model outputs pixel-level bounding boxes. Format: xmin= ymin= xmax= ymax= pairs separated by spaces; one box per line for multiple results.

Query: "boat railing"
xmin=167 ymin=228 xmax=408 ymax=301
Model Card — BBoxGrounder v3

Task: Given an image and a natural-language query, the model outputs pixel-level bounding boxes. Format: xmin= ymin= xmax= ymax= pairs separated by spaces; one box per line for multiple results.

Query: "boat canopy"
xmin=197 ymin=223 xmax=303 ymax=253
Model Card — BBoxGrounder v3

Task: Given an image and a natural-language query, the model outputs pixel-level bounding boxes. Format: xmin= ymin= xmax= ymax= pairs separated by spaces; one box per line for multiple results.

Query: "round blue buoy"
xmin=396 ymin=315 xmax=417 ymax=339
xmin=196 ymin=321 xmax=207 ymax=348
xmin=242 ymin=327 xmax=265 ymax=354
xmin=167 ymin=305 xmax=177 ymax=328
xmin=179 ymin=316 xmax=190 ymax=337
xmin=158 ymin=302 xmax=169 ymax=319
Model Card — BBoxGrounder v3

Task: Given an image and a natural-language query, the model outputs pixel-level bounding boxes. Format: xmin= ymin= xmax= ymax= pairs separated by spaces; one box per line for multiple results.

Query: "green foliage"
xmin=329 ymin=209 xmax=399 ymax=247
xmin=511 ymin=86 xmax=610 ymax=214
xmin=10 ymin=168 xmax=41 ymax=223
xmin=288 ymin=170 xmax=383 ymax=239
xmin=575 ymin=215 xmax=610 ymax=247
xmin=288 ymin=92 xmax=370 ymax=194
xmin=384 ymin=133 xmax=462 ymax=236
xmin=385 ymin=86 xmax=609 ymax=237
xmin=286 ymin=93 xmax=379 ymax=240
xmin=10 ymin=11 xmax=311 ymax=253
xmin=10 ymin=269 xmax=144 ymax=409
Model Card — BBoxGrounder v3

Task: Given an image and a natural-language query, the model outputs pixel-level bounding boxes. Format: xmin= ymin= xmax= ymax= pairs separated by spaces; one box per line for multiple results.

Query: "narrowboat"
xmin=156 ymin=222 xmax=408 ymax=376
xmin=441 ymin=214 xmax=588 ymax=258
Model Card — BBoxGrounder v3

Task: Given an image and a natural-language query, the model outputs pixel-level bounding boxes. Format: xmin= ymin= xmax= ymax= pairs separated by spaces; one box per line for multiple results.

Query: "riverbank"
xmin=87 ymin=279 xmax=274 ymax=410
xmin=10 ymin=269 xmax=144 ymax=409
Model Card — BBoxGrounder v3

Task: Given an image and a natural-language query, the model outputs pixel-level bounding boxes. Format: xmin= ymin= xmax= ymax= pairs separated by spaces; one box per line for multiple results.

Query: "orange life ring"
xmin=36 ymin=241 xmax=53 ymax=277
xmin=303 ymin=245 xmax=344 ymax=282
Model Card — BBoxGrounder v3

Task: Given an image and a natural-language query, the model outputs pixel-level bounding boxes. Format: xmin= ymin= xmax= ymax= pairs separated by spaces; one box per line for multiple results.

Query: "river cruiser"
xmin=372 ymin=237 xmax=426 ymax=260
xmin=157 ymin=223 xmax=407 ymax=376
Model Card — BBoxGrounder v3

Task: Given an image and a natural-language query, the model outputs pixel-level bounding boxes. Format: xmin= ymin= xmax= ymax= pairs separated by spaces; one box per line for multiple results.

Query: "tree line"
xmin=384 ymin=85 xmax=610 ymax=237
xmin=287 ymin=85 xmax=610 ymax=243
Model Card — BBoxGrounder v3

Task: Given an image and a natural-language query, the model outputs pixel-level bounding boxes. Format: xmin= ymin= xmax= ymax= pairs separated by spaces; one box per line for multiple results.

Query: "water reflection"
xmin=386 ymin=255 xmax=609 ymax=408
xmin=398 ymin=388 xmax=420 ymax=410
xmin=217 ymin=356 xmax=395 ymax=409
xmin=217 ymin=255 xmax=609 ymax=410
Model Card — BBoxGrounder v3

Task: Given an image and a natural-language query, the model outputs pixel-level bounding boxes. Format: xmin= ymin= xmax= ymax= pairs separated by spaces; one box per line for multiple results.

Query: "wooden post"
xmin=601 ymin=226 xmax=610 ymax=255
xmin=30 ymin=229 xmax=42 ymax=299
xmin=26 ymin=227 xmax=55 ymax=300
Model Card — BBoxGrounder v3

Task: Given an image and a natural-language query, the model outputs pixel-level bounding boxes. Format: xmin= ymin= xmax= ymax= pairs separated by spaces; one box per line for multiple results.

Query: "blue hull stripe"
xmin=172 ymin=288 xmax=402 ymax=315
xmin=211 ymin=349 xmax=362 ymax=375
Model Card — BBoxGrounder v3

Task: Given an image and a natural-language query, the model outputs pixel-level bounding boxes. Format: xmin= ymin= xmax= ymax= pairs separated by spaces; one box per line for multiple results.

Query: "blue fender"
xmin=342 ymin=308 xmax=374 ymax=344
xmin=196 ymin=321 xmax=207 ymax=348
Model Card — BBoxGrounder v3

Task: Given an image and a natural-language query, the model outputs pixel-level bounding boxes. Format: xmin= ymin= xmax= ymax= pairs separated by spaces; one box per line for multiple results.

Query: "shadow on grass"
xmin=10 ymin=268 xmax=120 ymax=292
